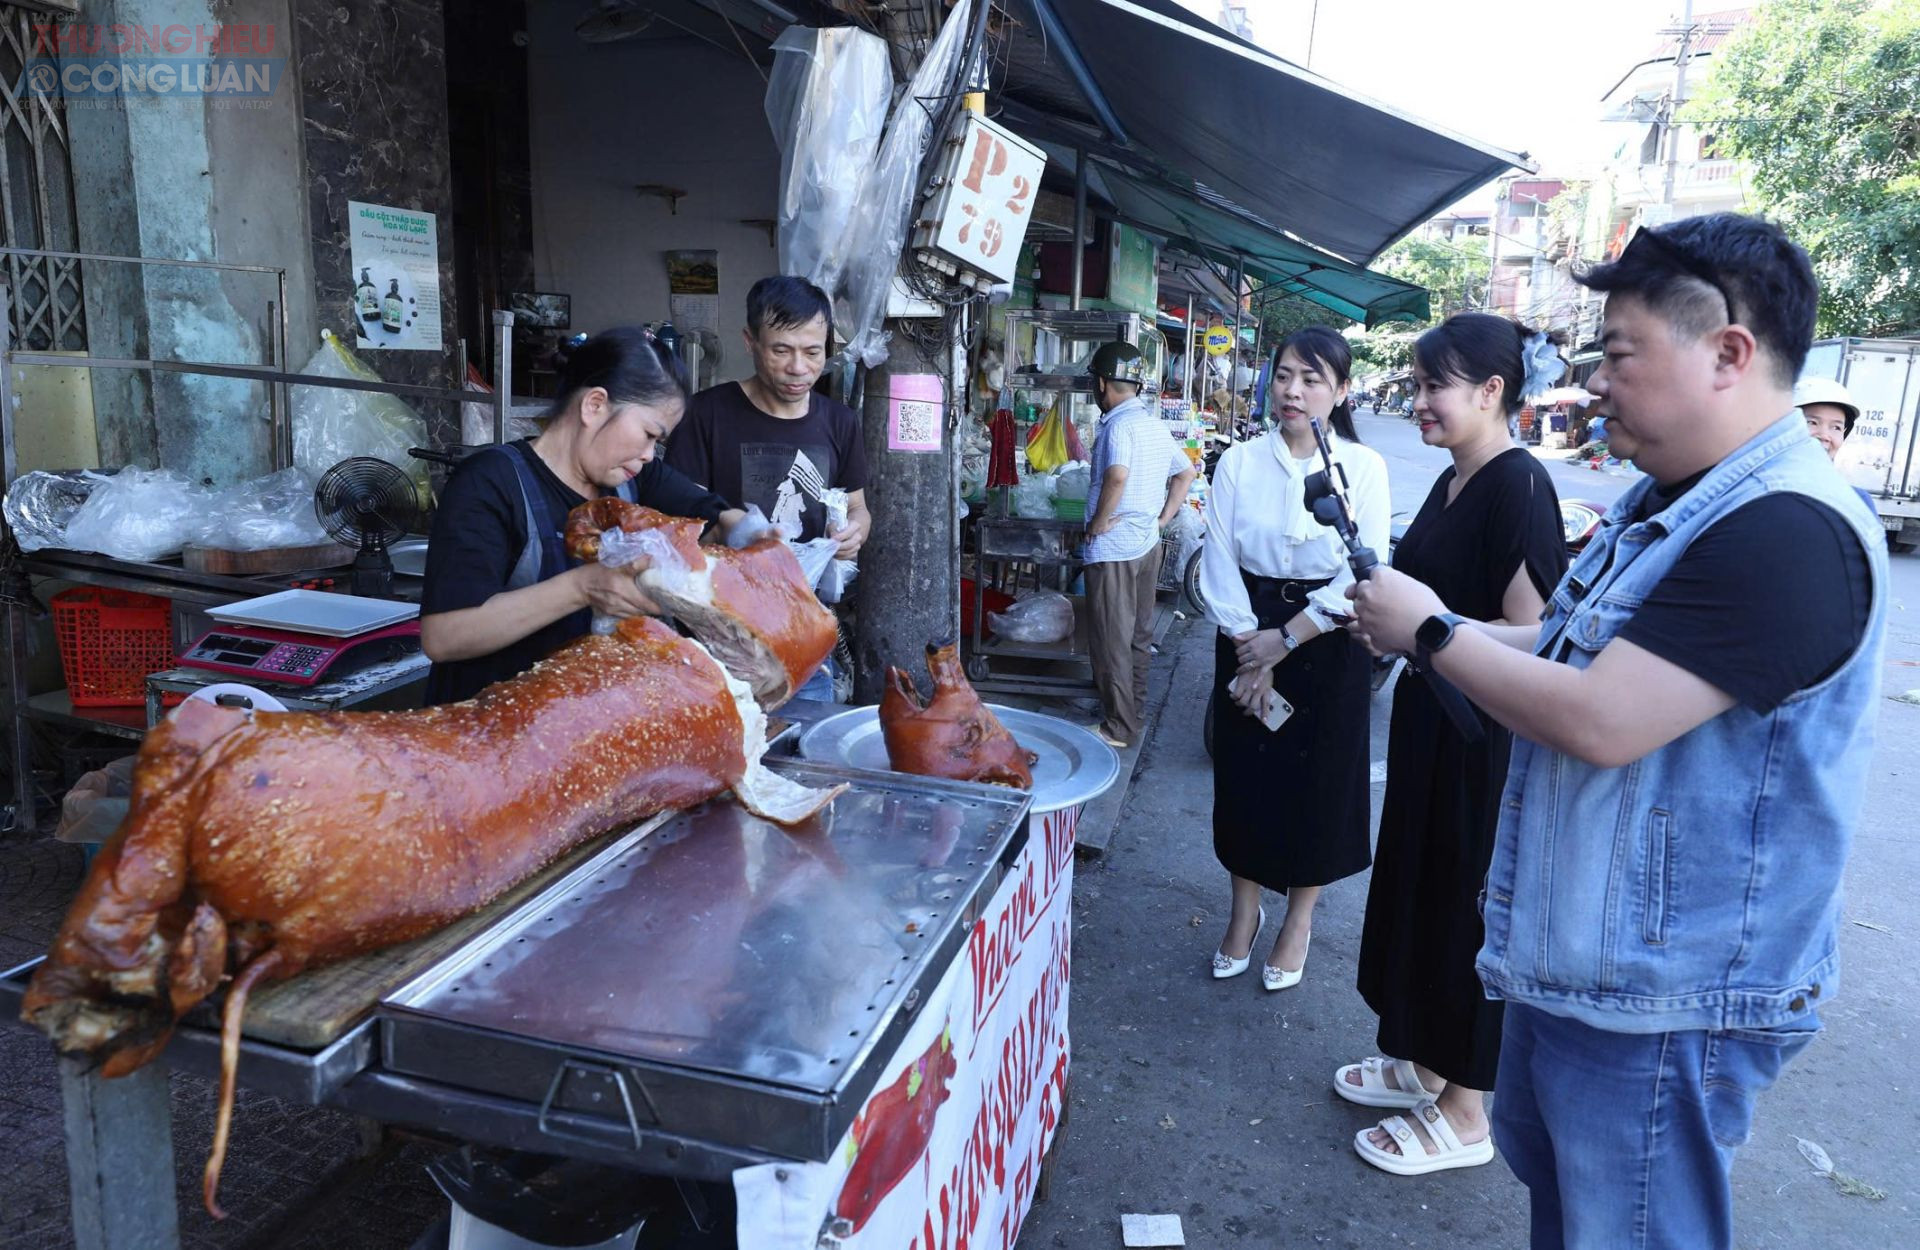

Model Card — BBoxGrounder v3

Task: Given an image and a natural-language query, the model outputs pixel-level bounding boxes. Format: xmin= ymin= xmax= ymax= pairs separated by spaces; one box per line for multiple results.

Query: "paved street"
xmin=1019 ymin=412 xmax=1918 ymax=1248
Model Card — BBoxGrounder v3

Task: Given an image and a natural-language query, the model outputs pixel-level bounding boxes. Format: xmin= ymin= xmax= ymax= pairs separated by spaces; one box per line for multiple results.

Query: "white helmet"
xmin=1794 ymin=377 xmax=1860 ymax=432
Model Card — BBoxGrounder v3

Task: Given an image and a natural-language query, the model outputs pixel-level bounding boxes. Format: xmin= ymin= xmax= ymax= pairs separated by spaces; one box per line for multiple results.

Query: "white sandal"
xmin=1353 ymin=1099 xmax=1496 ymax=1176
xmin=1333 ymin=1056 xmax=1440 ymax=1109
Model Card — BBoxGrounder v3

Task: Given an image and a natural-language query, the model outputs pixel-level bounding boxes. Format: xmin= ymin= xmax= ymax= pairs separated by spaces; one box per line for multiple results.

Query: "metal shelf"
xmin=21 ymin=690 xmax=148 ymax=741
xmin=1 ymin=247 xmax=520 ymax=833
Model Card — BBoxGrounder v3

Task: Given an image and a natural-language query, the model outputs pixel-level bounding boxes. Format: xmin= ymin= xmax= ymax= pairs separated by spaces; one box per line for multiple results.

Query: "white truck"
xmin=1802 ymin=337 xmax=1920 ymax=552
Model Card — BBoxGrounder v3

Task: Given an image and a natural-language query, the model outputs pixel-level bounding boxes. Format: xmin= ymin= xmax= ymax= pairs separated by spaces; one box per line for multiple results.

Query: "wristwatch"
xmin=1279 ymin=624 xmax=1301 ymax=653
xmin=1414 ymin=613 xmax=1466 ymax=669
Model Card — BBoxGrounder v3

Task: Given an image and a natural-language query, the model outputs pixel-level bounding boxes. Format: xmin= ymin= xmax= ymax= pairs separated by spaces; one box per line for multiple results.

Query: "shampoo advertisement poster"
xmin=349 ymin=200 xmax=442 ymax=351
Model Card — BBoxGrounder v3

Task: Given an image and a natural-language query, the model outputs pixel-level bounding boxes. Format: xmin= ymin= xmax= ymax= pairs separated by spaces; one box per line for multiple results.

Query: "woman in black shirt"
xmin=420 ymin=327 xmax=753 ymax=705
xmin=1341 ymin=315 xmax=1569 ymax=1175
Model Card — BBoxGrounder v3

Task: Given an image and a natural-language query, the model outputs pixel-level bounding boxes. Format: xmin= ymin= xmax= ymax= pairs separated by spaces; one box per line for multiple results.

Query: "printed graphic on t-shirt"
xmin=740 ymin=443 xmax=836 ymax=541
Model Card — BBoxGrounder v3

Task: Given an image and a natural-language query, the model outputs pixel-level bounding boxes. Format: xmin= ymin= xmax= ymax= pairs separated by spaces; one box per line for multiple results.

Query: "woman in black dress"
xmin=1199 ymin=328 xmax=1389 ymax=990
xmin=1340 ymin=315 xmax=1569 ymax=1175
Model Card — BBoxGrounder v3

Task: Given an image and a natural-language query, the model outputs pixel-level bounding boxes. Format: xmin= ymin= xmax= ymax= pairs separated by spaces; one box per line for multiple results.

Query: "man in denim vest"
xmin=1350 ymin=214 xmax=1885 ymax=1248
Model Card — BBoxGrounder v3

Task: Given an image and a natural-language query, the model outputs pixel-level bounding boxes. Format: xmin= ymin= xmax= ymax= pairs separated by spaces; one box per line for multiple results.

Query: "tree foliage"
xmin=1254 ymin=287 xmax=1349 ymax=343
xmin=1343 ymin=232 xmax=1491 ymax=374
xmin=1375 ymin=233 xmax=1490 ymax=322
xmin=1690 ymin=0 xmax=1920 ymax=335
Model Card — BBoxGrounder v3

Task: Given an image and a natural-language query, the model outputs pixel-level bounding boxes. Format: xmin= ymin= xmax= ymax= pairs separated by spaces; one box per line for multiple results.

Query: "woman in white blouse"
xmin=1200 ymin=327 xmax=1390 ymax=990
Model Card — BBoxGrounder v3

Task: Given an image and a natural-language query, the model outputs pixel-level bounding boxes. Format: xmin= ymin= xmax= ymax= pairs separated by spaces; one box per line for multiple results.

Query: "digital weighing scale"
xmin=181 ymin=589 xmax=422 ymax=688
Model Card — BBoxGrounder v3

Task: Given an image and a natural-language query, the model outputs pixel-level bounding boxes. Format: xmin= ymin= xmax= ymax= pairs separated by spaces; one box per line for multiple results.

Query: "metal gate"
xmin=0 ymin=3 xmax=84 ymax=350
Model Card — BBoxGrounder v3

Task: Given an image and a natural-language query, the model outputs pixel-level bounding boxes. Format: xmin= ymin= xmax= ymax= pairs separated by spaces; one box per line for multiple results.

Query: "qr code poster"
xmin=887 ymin=373 xmax=944 ymax=452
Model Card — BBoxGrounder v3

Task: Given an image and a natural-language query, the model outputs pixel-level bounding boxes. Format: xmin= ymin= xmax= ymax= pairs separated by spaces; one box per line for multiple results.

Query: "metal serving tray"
xmin=378 ymin=759 xmax=1029 ymax=1163
xmin=797 ymin=705 xmax=1118 ymax=816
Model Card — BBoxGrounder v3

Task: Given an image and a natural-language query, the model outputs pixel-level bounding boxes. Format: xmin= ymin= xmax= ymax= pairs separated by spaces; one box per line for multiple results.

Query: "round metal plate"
xmin=796 ymin=705 xmax=1120 ymax=815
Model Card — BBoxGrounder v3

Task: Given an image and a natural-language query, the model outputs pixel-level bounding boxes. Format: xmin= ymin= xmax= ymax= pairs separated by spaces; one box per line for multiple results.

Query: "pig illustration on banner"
xmin=833 ymin=1024 xmax=959 ymax=1233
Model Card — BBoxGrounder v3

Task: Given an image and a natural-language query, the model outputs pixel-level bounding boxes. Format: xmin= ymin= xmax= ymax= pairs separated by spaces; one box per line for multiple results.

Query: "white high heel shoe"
xmin=1211 ymin=906 xmax=1266 ymax=979
xmin=1262 ymin=935 xmax=1311 ymax=992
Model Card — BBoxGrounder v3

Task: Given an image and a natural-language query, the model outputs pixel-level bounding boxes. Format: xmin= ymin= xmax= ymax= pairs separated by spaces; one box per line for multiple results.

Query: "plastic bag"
xmin=1054 ymin=463 xmax=1092 ymax=503
xmin=765 ymin=26 xmax=893 ymax=292
xmin=786 ymin=535 xmax=859 ymax=605
xmin=1011 ymin=476 xmax=1055 ymax=519
xmin=788 ymin=536 xmax=839 ymax=590
xmin=595 ymin=525 xmax=692 ymax=584
xmin=2 ymin=469 xmax=94 ymax=552
xmin=193 ymin=467 xmax=331 ymax=551
xmin=818 ymin=554 xmax=858 ymax=604
xmin=988 ymin=591 xmax=1075 ymax=644
xmin=836 ymin=0 xmax=977 ymax=366
xmin=1026 ymin=401 xmax=1070 ymax=473
xmin=292 ymin=331 xmax=431 ymax=494
xmin=460 ymin=361 xmax=542 ymax=447
xmin=61 ymin=467 xmax=211 ymax=561
xmin=588 ymin=524 xmax=696 ymax=635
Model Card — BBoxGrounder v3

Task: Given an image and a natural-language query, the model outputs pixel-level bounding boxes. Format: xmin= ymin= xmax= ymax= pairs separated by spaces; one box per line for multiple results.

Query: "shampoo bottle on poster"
xmin=356 ymin=268 xmax=379 ymax=322
xmin=381 ymin=279 xmax=404 ymax=334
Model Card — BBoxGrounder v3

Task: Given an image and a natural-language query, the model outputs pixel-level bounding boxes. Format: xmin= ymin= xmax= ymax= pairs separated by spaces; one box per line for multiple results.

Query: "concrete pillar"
xmin=854 ymin=326 xmax=960 ymax=702
xmin=64 ymin=0 xmax=314 ymax=484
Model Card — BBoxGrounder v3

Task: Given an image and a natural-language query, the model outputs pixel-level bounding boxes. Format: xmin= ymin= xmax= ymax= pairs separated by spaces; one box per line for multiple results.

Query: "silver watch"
xmin=1280 ymin=625 xmax=1301 ymax=652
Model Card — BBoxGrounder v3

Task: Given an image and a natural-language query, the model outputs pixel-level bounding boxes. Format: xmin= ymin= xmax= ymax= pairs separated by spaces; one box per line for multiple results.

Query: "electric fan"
xmin=314 ymin=458 xmax=423 ymax=598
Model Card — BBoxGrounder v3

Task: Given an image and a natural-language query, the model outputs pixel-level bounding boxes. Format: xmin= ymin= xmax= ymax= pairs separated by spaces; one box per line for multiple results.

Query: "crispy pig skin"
xmin=563 ymin=499 xmax=838 ymax=707
xmin=23 ymin=617 xmax=748 ymax=1064
xmin=880 ymin=641 xmax=1036 ymax=790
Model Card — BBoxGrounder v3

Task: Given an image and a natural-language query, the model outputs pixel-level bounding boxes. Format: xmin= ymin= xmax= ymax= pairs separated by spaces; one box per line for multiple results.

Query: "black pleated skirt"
xmin=1211 ymin=573 xmax=1372 ymax=891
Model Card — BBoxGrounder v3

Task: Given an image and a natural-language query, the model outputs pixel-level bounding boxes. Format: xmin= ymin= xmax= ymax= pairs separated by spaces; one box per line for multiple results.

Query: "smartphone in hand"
xmin=1228 ymin=676 xmax=1295 ymax=733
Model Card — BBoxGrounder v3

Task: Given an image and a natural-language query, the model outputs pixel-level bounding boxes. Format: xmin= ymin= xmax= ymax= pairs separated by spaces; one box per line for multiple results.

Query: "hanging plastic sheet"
xmin=765 ymin=26 xmax=893 ymax=294
xmin=836 ymin=0 xmax=977 ymax=367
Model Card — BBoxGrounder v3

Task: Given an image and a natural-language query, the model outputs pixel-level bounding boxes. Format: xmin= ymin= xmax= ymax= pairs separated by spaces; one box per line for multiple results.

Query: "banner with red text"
xmin=734 ymin=805 xmax=1077 ymax=1249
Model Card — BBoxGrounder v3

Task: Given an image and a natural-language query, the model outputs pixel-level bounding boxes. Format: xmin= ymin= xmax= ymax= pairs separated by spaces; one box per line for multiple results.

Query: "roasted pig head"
xmin=565 ymin=498 xmax=837 ymax=709
xmin=880 ymin=641 xmax=1035 ymax=790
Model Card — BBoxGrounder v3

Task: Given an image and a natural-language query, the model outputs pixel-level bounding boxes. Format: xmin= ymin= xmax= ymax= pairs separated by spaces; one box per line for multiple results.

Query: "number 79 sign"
xmin=919 ymin=114 xmax=1048 ymax=286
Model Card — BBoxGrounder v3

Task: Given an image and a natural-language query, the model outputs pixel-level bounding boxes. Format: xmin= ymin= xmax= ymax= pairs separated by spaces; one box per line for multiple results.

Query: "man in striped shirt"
xmin=1084 ymin=341 xmax=1196 ymax=749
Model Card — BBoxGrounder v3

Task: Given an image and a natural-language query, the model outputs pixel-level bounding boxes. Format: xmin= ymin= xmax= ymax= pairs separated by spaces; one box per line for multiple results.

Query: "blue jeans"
xmin=793 ymin=654 xmax=841 ymax=704
xmin=1494 ymin=1002 xmax=1817 ymax=1249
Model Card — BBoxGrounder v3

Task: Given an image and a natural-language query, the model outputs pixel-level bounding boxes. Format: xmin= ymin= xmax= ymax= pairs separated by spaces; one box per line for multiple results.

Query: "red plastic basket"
xmin=50 ymin=588 xmax=175 ymax=708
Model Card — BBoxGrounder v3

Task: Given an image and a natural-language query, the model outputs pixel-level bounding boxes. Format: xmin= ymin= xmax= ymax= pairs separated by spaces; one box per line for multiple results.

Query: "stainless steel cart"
xmin=0 ymin=760 xmax=1033 ymax=1249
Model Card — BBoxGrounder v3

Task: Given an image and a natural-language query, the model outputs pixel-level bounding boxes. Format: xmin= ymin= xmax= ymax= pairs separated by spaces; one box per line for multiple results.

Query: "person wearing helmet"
xmin=1083 ymin=339 xmax=1196 ymax=749
xmin=1794 ymin=377 xmax=1859 ymax=461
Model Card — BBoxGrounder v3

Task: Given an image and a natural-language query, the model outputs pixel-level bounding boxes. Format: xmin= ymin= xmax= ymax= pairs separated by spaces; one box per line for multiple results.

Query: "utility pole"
xmin=855 ymin=328 xmax=959 ymax=704
xmin=1659 ymin=0 xmax=1696 ymax=210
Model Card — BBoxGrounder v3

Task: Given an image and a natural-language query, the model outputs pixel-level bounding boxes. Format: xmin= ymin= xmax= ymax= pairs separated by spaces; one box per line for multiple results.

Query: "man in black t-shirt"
xmin=666 ymin=277 xmax=871 ymax=553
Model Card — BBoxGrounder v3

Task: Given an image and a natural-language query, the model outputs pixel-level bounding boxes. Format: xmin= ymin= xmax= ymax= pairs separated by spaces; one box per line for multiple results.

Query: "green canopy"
xmin=1046 ymin=147 xmax=1431 ymax=328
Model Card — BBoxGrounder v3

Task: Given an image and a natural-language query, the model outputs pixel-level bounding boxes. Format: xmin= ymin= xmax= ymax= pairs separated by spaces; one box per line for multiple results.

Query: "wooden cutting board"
xmin=182 ymin=542 xmax=354 ymax=576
